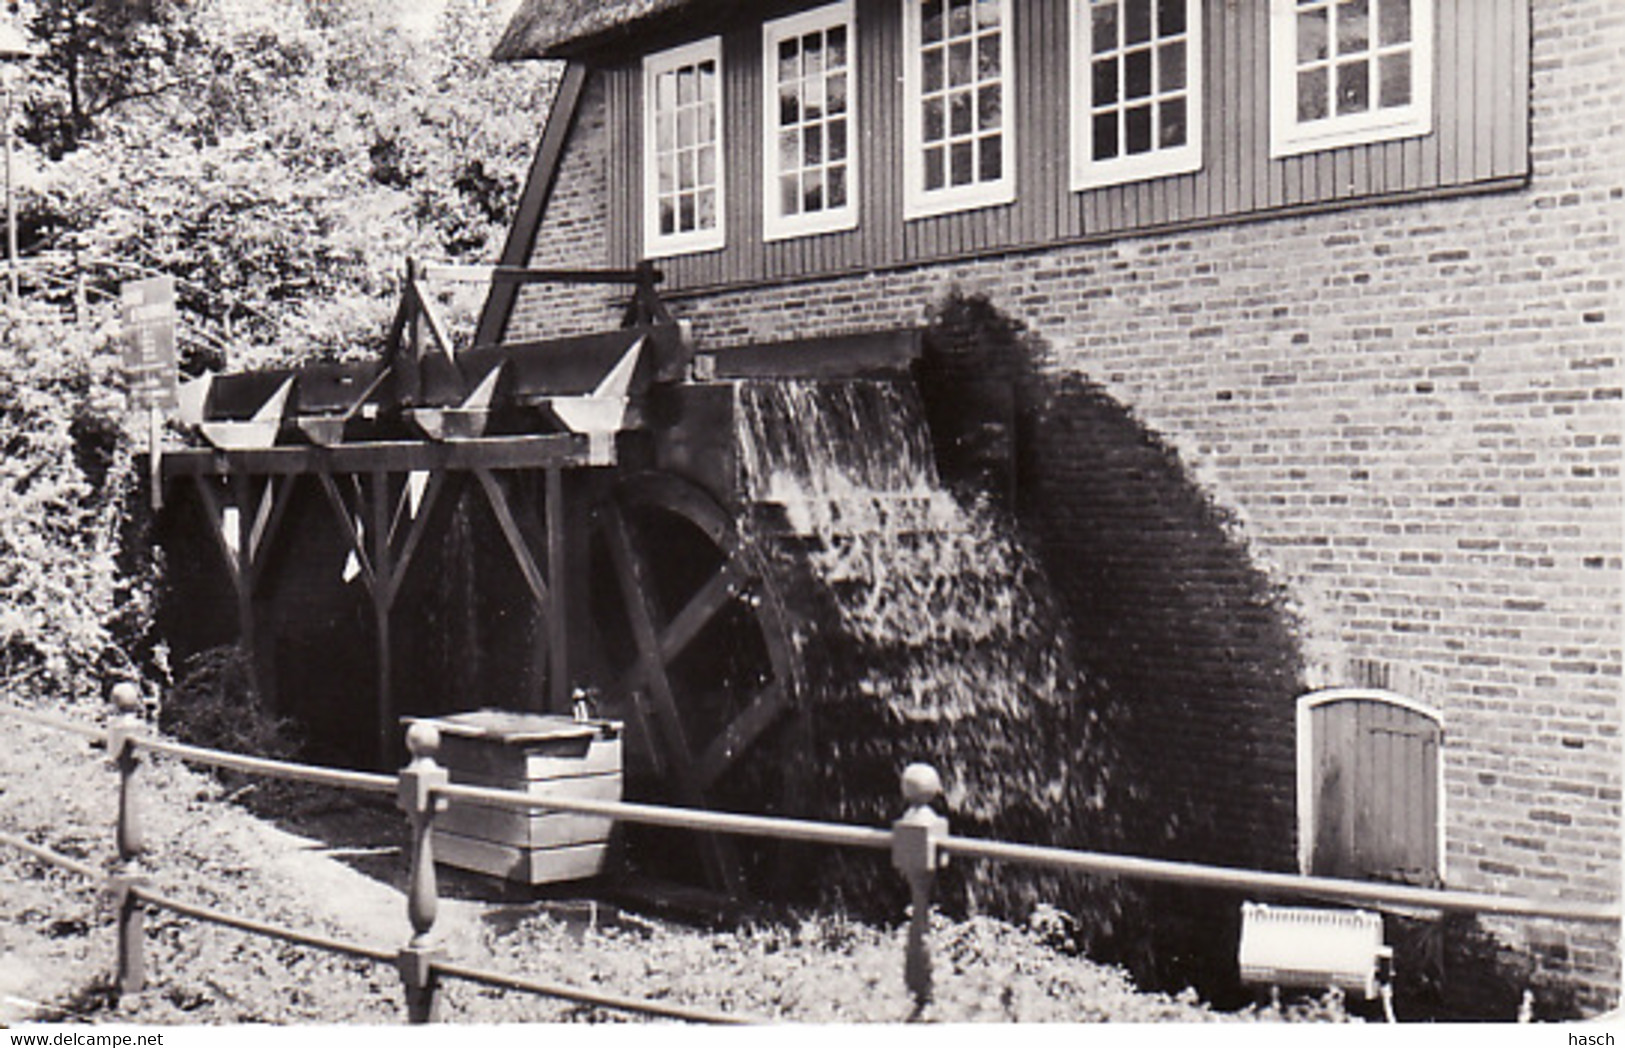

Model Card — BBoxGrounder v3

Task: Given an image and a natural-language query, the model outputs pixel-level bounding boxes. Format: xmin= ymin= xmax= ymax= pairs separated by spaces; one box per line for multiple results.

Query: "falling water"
xmin=735 ymin=379 xmax=957 ymax=534
xmin=732 ymin=379 xmax=1128 ymax=929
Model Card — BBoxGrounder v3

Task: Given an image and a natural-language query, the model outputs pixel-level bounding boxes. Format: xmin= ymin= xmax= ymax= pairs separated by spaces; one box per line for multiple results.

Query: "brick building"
xmin=482 ymin=0 xmax=1621 ymax=1007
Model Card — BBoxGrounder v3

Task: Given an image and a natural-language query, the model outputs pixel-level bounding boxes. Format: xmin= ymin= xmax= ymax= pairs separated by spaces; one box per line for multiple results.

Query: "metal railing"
xmin=1 ymin=684 xmax=1618 ymax=1025
xmin=7 ymin=689 xmax=753 ymax=1024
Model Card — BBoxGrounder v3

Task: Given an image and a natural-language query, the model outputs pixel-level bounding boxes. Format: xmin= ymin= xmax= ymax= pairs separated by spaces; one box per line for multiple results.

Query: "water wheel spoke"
xmin=609 ymin=556 xmax=748 ymax=691
xmin=603 ymin=502 xmax=695 ymax=777
xmin=603 ymin=500 xmax=744 ymax=896
xmin=659 ymin=557 xmax=748 ymax=664
xmin=694 ymin=681 xmax=788 ymax=794
xmin=620 ymin=686 xmax=668 ymax=778
xmin=589 ymin=472 xmax=803 ymax=896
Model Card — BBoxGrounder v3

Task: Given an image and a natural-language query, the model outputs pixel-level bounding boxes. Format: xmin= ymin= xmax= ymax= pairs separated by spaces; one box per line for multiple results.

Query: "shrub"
xmin=159 ymin=644 xmax=301 ymax=762
xmin=0 ymin=309 xmax=145 ymax=697
xmin=157 ymin=644 xmax=355 ymax=819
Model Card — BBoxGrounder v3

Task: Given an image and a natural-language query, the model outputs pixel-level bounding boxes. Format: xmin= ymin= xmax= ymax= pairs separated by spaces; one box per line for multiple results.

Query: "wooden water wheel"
xmin=585 ymin=470 xmax=806 ymax=894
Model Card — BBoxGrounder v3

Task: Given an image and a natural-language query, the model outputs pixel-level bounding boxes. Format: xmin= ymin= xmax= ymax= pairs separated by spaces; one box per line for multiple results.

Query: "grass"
xmin=0 ymin=697 xmax=1358 ymax=1025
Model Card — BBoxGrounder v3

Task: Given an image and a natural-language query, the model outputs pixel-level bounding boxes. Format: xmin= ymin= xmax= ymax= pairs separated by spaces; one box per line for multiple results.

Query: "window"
xmin=644 ymin=37 xmax=724 ymax=258
xmin=763 ymin=3 xmax=858 ymax=241
xmin=902 ymin=0 xmax=1015 ymax=219
xmin=1270 ymin=0 xmax=1432 ymax=157
xmin=1072 ymin=0 xmax=1203 ymax=189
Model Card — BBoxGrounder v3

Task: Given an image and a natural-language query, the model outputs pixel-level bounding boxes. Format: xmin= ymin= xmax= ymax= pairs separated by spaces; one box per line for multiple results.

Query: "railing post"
xmin=396 ymin=721 xmax=447 ymax=1024
xmin=891 ymin=762 xmax=948 ymax=1016
xmin=107 ymin=681 xmax=149 ymax=1000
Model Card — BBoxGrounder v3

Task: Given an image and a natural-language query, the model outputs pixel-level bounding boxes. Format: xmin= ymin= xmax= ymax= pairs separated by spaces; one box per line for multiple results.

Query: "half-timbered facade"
xmin=483 ymin=0 xmax=1621 ymax=1008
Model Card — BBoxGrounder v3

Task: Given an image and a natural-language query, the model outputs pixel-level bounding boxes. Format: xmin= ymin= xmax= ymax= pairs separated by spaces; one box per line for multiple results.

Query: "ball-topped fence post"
xmin=891 ymin=762 xmax=949 ymax=1016
xmin=396 ymin=720 xmax=448 ymax=1023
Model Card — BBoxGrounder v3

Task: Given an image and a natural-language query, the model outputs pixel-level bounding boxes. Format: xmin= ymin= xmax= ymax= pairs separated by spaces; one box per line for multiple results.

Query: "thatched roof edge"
xmin=492 ymin=0 xmax=699 ymax=60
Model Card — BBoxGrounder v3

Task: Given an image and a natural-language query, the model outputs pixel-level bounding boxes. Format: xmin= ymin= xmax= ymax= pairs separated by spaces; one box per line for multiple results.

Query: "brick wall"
xmin=509 ymin=0 xmax=1621 ymax=1005
xmin=506 ymin=73 xmax=625 ymax=340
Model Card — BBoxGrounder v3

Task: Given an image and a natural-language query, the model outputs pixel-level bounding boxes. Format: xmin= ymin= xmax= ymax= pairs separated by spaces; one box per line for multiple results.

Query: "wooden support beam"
xmin=386 ymin=475 xmax=416 ymax=554
xmin=622 ymin=261 xmax=673 ymax=328
xmin=422 ymin=263 xmax=655 ymax=286
xmin=408 ymin=259 xmax=422 ymax=369
xmin=369 ymin=473 xmax=392 ymax=593
xmin=189 ymin=475 xmax=246 ymax=600
xmin=473 ymin=468 xmax=549 ymax=610
xmin=380 ymin=472 xmax=449 ymax=611
xmin=371 ymin=471 xmax=394 ymax=767
xmin=242 ymin=473 xmax=298 ymax=589
xmin=511 ymin=472 xmax=551 ymax=712
xmin=545 ymin=468 xmax=568 ymax=712
xmin=163 ymin=434 xmax=604 ymax=478
xmin=384 ymin=290 xmax=418 ymax=404
xmin=189 ymin=472 xmax=279 ymax=715
xmin=410 ymin=276 xmax=457 ymax=362
xmin=317 ymin=472 xmax=375 ymax=594
xmin=246 ymin=476 xmax=275 ymax=566
xmin=231 ymin=473 xmax=264 ymax=711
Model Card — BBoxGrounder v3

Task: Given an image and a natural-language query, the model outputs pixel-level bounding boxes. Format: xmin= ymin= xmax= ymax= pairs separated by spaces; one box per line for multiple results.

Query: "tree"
xmin=18 ymin=0 xmax=203 ymax=157
xmin=25 ymin=0 xmax=558 ymax=365
xmin=0 ymin=0 xmax=560 ymax=691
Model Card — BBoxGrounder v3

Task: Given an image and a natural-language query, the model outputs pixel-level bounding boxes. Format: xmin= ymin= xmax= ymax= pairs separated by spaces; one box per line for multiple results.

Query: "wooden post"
xmin=108 ymin=682 xmax=149 ymax=1000
xmin=544 ymin=468 xmax=568 ymax=711
xmin=891 ymin=763 xmax=948 ymax=1016
xmin=395 ymin=259 xmax=422 ymax=406
xmin=407 ymin=258 xmax=423 ymax=373
xmin=372 ymin=471 xmax=394 ymax=768
xmin=147 ymin=405 xmax=163 ymax=513
xmin=231 ymin=474 xmax=269 ymax=713
xmin=396 ymin=721 xmax=447 ymax=1023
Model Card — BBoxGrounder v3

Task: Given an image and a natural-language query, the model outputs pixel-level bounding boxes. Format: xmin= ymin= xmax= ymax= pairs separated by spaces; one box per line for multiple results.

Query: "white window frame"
xmin=1295 ymin=688 xmax=1447 ymax=882
xmin=643 ymin=36 xmax=725 ymax=259
xmin=1269 ymin=0 xmax=1433 ymax=158
xmin=901 ymin=0 xmax=1017 ymax=220
xmin=1070 ymin=0 xmax=1203 ymax=190
xmin=762 ymin=2 xmax=859 ymax=242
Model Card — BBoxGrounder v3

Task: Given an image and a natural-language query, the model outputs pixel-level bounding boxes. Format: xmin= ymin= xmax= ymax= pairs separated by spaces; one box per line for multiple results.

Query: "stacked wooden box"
xmin=411 ymin=709 xmax=622 ymax=885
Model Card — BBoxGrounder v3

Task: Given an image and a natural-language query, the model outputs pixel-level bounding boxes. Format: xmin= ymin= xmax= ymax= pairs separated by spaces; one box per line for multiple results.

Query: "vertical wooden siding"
xmin=602 ymin=0 xmax=1529 ymax=290
xmin=1309 ymin=696 xmax=1441 ymax=885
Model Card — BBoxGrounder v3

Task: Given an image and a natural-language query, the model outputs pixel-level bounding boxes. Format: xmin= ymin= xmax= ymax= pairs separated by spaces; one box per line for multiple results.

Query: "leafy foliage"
xmin=159 ymin=644 xmax=301 ymax=762
xmin=155 ymin=643 xmax=357 ymax=818
xmin=20 ymin=0 xmax=199 ymax=158
xmin=20 ymin=0 xmax=557 ymax=365
xmin=0 ymin=0 xmax=557 ymax=696
xmin=0 ymin=309 xmax=138 ymax=694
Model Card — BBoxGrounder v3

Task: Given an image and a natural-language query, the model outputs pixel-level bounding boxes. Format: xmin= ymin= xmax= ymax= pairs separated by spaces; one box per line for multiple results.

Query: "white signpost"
xmin=120 ymin=276 xmax=179 ymax=510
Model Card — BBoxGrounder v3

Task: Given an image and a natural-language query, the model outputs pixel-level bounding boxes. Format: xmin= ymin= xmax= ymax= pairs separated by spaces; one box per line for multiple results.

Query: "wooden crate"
xmin=409 ymin=710 xmax=622 ymax=885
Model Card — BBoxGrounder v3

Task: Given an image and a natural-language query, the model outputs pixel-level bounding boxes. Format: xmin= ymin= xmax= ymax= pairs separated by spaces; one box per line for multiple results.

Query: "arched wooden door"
xmin=1296 ymin=689 xmax=1444 ymax=886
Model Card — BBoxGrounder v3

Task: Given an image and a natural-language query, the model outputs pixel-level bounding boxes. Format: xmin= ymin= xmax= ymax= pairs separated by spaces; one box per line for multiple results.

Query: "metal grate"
xmin=1238 ymin=902 xmax=1391 ymax=999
